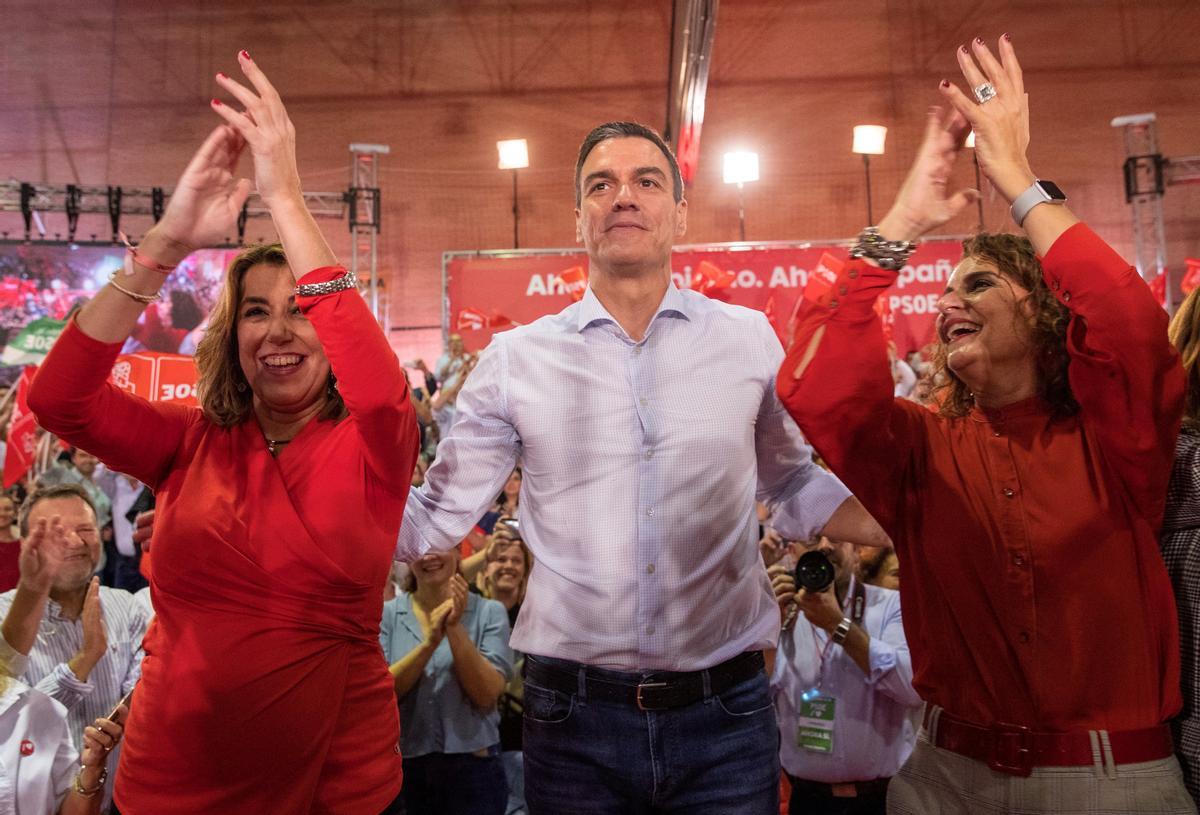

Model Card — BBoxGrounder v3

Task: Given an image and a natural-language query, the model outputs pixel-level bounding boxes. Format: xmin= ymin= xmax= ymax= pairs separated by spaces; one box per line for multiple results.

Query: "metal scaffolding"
xmin=1111 ymin=113 xmax=1200 ymax=312
xmin=0 ymin=142 xmax=386 ymax=320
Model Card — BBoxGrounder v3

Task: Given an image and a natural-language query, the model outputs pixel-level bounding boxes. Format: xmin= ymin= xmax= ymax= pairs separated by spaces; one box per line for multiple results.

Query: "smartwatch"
xmin=1010 ymin=180 xmax=1067 ymax=227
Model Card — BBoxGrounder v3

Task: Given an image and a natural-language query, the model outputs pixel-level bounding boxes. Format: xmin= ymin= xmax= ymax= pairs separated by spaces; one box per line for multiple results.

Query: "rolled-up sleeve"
xmin=863 ymin=594 xmax=921 ymax=707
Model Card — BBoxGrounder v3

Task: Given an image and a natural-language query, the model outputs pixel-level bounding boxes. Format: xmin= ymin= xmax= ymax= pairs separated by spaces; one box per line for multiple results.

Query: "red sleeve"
xmin=296 ymin=266 xmax=419 ymax=494
xmin=1042 ymin=223 xmax=1184 ymax=522
xmin=775 ymin=256 xmax=928 ymax=534
xmin=26 ymin=319 xmax=194 ymax=490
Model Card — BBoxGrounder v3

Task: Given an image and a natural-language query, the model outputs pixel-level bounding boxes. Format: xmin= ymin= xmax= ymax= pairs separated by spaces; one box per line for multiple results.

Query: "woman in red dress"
xmin=27 ymin=52 xmax=418 ymax=813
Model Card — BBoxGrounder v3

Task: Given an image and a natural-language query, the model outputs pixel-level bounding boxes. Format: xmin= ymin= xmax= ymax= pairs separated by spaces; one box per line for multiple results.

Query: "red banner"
xmin=110 ymin=353 xmax=199 ymax=406
xmin=445 ymin=241 xmax=964 ymax=356
xmin=4 ymin=367 xmax=38 ymax=488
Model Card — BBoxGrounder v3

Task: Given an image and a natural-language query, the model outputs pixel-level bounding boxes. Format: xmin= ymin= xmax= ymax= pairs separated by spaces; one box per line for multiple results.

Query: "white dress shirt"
xmin=0 ymin=679 xmax=77 ymax=815
xmin=400 ymin=284 xmax=850 ymax=671
xmin=771 ymin=583 xmax=922 ymax=783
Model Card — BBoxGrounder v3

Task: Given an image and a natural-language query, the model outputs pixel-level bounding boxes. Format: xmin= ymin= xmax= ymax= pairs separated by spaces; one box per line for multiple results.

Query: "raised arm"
xmin=211 ymin=53 xmax=418 ymax=484
xmin=937 ymin=37 xmax=1182 ymax=512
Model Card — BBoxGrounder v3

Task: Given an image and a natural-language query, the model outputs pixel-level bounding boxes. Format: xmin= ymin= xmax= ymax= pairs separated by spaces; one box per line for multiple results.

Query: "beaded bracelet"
xmin=108 ymin=271 xmax=162 ymax=304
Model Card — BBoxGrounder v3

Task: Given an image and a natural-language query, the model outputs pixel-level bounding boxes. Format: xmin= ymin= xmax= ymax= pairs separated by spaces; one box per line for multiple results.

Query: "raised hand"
xmin=17 ymin=516 xmax=67 ymax=595
xmin=151 ymin=124 xmax=254 ymax=257
xmin=938 ymin=36 xmax=1034 ymax=202
xmin=425 ymin=598 xmax=454 ymax=648
xmin=81 ymin=577 xmax=108 ymax=660
xmin=211 ymin=51 xmax=301 ymax=207
xmin=876 ymin=106 xmax=978 ymax=243
xmin=446 ymin=574 xmax=469 ymax=626
xmin=767 ymin=563 xmax=796 ymax=615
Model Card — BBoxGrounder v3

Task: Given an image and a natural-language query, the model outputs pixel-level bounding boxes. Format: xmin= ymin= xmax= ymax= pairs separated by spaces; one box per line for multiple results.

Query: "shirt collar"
xmin=575 ymin=283 xmax=692 ymax=336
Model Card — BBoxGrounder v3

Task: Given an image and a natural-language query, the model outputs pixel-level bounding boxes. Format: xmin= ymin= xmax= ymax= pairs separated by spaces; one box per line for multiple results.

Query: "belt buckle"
xmin=635 ymin=681 xmax=669 ymax=711
xmin=987 ymin=722 xmax=1034 ymax=777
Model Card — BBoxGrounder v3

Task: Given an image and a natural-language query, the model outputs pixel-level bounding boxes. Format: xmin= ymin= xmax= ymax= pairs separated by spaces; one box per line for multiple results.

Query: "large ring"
xmin=973 ymin=82 xmax=997 ymax=104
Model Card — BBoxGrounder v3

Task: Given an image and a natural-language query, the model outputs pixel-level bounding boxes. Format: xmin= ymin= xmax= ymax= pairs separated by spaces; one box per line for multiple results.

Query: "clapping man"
xmin=0 ymin=485 xmax=149 ymax=810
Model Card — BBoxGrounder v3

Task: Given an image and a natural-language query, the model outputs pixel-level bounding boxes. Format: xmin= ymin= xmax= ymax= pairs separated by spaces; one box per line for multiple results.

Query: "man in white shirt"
xmin=768 ymin=538 xmax=921 ymax=814
xmin=399 ymin=121 xmax=888 ymax=813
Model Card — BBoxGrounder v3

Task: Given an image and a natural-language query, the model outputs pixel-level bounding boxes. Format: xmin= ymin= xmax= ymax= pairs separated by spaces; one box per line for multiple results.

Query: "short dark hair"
xmin=19 ymin=483 xmax=97 ymax=536
xmin=575 ymin=122 xmax=684 ymax=206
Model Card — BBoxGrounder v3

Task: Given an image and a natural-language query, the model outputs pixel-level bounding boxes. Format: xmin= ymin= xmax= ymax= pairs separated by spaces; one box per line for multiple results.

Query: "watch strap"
xmin=1010 ymin=180 xmax=1066 ymax=228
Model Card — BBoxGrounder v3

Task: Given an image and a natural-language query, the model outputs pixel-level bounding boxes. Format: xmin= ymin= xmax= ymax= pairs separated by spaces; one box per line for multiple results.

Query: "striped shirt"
xmin=0 ymin=586 xmax=149 ymax=809
xmin=400 ymin=284 xmax=850 ymax=672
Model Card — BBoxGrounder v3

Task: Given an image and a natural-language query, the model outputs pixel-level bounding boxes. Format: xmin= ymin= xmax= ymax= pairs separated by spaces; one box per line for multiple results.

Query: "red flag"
xmin=804 ymin=253 xmax=842 ymax=305
xmin=691 ymin=260 xmax=735 ymax=299
xmin=4 ymin=367 xmax=38 ymax=488
xmin=874 ymin=290 xmax=894 ymax=341
xmin=556 ymin=267 xmax=588 ymax=302
xmin=488 ymin=313 xmax=514 ymax=329
xmin=457 ymin=308 xmax=487 ymax=332
xmin=1183 ymin=259 xmax=1200 ymax=296
xmin=1149 ymin=272 xmax=1167 ymax=307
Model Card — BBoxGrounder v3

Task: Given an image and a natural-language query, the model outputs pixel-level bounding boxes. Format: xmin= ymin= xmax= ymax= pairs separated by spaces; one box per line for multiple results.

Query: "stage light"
xmin=852 ymin=125 xmax=887 ymax=156
xmin=852 ymin=125 xmax=887 ymax=224
xmin=722 ymin=151 xmax=759 ymax=185
xmin=496 ymin=139 xmax=529 ymax=170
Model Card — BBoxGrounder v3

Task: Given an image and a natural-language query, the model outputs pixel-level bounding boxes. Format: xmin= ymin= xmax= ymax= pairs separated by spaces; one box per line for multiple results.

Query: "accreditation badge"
xmin=797 ymin=695 xmax=836 ymax=753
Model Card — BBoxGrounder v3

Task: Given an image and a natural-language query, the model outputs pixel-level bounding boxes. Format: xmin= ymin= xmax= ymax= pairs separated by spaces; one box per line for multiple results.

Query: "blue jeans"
xmin=522 ymin=655 xmax=780 ymax=814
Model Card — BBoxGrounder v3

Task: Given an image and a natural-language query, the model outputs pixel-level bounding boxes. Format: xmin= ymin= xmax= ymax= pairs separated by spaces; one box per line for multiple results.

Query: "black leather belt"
xmin=787 ymin=774 xmax=891 ymax=800
xmin=524 ymin=651 xmax=765 ymax=711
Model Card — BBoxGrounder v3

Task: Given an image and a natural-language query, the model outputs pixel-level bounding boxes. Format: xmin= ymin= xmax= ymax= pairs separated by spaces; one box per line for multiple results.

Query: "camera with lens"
xmin=794 ymin=550 xmax=835 ymax=593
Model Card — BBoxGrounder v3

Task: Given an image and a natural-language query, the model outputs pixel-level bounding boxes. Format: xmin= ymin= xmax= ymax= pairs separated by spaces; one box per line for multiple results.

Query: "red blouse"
xmin=777 ymin=224 xmax=1184 ymax=732
xmin=28 ymin=266 xmax=419 ymax=813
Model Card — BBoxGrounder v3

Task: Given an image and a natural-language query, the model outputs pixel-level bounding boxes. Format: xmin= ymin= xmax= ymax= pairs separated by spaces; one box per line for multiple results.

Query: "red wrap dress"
xmin=28 ymin=265 xmax=419 ymax=813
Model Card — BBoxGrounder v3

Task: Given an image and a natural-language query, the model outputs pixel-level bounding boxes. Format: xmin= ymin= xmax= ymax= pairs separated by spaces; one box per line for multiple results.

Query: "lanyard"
xmin=800 ymin=577 xmax=865 ymax=700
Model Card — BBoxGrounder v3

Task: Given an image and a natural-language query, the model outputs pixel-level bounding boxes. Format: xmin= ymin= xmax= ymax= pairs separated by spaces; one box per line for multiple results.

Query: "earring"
xmin=327 ymin=374 xmax=339 ymax=395
xmin=236 ymin=380 xmax=247 ymax=393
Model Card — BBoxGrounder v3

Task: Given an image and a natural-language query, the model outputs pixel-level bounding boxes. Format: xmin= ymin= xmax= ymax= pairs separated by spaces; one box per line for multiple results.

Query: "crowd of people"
xmin=0 ymin=36 xmax=1192 ymax=815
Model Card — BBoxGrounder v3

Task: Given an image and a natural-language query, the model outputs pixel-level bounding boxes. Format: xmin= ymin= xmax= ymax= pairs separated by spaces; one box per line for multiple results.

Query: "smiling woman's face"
xmin=236 ymin=263 xmax=331 ymax=418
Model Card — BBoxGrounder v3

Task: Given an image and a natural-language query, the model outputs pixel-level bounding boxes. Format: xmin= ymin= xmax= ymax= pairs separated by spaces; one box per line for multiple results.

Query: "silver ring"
xmin=973 ymin=82 xmax=997 ymax=104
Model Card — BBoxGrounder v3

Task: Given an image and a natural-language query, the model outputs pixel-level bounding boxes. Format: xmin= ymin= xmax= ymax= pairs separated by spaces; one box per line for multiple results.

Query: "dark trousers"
xmin=786 ymin=775 xmax=888 ymax=815
xmin=380 ymin=751 xmax=507 ymax=815
xmin=522 ymin=654 xmax=780 ymax=814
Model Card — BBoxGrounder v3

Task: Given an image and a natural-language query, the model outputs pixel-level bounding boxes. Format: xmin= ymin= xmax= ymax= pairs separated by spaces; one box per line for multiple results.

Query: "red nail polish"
xmin=216 ymin=72 xmax=227 ymax=80
xmin=211 ymin=98 xmax=222 ymax=107
xmin=1003 ymin=32 xmax=1012 ymax=41
xmin=974 ymin=37 xmax=984 ymax=45
xmin=959 ymin=44 xmax=968 ymax=54
xmin=940 ymin=79 xmax=950 ymax=88
xmin=239 ymin=49 xmax=251 ymax=61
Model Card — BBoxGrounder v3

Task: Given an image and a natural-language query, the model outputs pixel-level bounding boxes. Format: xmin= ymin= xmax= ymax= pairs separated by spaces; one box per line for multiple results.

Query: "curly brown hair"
xmin=929 ymin=233 xmax=1079 ymax=420
xmin=1169 ymin=286 xmax=1200 ymax=431
xmin=194 ymin=244 xmax=345 ymax=427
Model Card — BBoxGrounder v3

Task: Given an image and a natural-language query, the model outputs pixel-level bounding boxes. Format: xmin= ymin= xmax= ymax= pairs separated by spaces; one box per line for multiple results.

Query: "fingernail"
xmin=1003 ymin=32 xmax=1012 ymax=41
xmin=940 ymin=79 xmax=950 ymax=88
xmin=216 ymin=72 xmax=227 ymax=80
xmin=974 ymin=37 xmax=984 ymax=45
xmin=239 ymin=49 xmax=251 ymax=61
xmin=211 ymin=98 xmax=222 ymax=106
xmin=959 ymin=44 xmax=968 ymax=54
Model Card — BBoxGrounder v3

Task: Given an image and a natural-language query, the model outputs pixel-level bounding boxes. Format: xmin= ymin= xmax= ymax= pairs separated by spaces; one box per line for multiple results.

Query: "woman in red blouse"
xmin=27 ymin=53 xmax=418 ymax=813
xmin=778 ymin=39 xmax=1193 ymax=811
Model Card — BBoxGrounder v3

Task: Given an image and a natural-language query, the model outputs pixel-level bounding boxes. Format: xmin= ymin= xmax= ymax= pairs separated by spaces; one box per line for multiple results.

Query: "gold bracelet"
xmin=71 ymin=764 xmax=107 ymax=797
xmin=107 ymin=271 xmax=161 ymax=304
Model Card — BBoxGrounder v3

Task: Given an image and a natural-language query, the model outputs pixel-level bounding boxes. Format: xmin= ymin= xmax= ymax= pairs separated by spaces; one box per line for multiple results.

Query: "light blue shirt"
xmin=771 ymin=583 xmax=922 ymax=782
xmin=399 ymin=283 xmax=851 ymax=671
xmin=380 ymin=592 xmax=513 ymax=758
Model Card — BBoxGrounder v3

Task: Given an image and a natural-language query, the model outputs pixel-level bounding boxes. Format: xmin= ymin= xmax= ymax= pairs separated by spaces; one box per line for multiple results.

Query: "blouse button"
xmin=848 ymin=270 xmax=859 ymax=279
xmin=1002 ymin=488 xmax=1015 ymax=498
xmin=838 ymin=285 xmax=849 ymax=296
xmin=1063 ymin=291 xmax=1072 ymax=302
xmin=1013 ymin=553 xmax=1025 ymax=567
xmin=1018 ymin=631 xmax=1031 ymax=644
xmin=828 ymin=299 xmax=839 ymax=309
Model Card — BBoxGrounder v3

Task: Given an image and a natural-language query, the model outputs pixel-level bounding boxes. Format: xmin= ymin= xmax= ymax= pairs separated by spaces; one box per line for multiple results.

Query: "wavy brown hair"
xmin=1169 ymin=286 xmax=1200 ymax=431
xmin=195 ymin=243 xmax=345 ymax=427
xmin=929 ymin=233 xmax=1079 ymax=420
